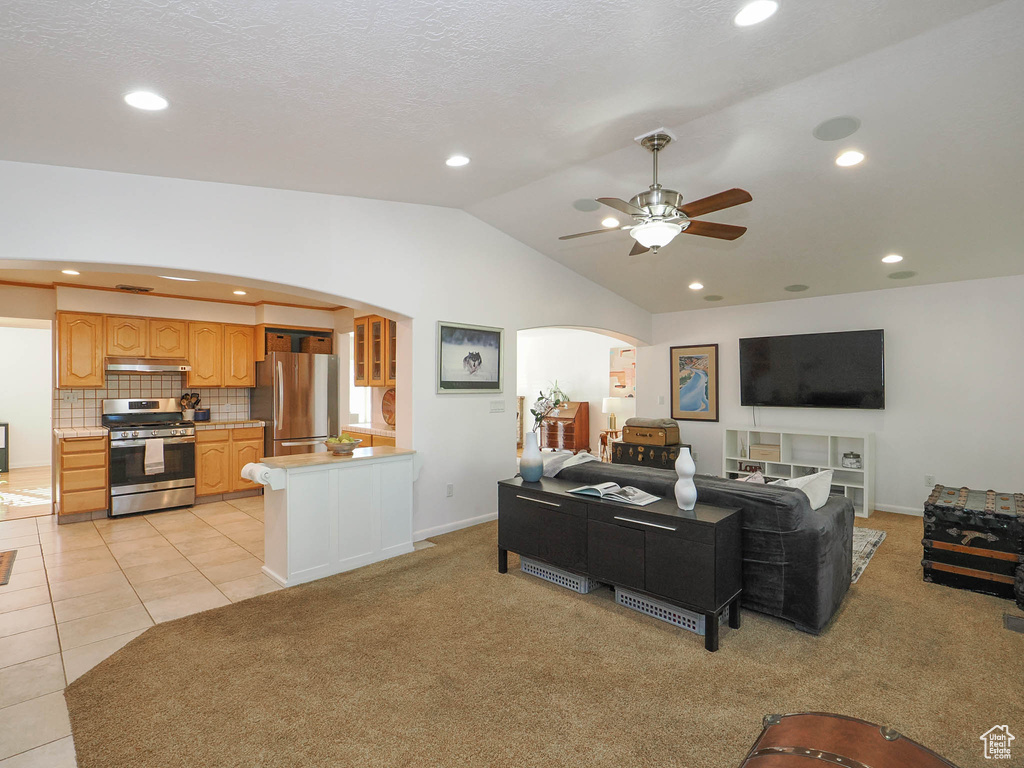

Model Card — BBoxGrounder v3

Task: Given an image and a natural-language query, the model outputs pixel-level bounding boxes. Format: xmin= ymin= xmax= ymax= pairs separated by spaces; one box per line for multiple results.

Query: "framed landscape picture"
xmin=436 ymin=321 xmax=503 ymax=394
xmin=669 ymin=344 xmax=719 ymax=421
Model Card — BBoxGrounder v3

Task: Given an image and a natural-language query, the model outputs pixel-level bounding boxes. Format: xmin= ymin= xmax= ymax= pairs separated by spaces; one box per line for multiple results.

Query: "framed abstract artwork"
xmin=436 ymin=321 xmax=503 ymax=394
xmin=669 ymin=344 xmax=719 ymax=421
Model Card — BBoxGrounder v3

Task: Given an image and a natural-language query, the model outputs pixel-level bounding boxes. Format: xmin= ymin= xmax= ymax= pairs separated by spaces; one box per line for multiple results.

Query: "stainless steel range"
xmin=103 ymin=398 xmax=196 ymax=516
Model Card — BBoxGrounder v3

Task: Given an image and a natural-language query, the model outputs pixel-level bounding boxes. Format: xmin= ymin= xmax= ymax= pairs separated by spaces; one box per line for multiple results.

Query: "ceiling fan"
xmin=560 ymin=132 xmax=752 ymax=256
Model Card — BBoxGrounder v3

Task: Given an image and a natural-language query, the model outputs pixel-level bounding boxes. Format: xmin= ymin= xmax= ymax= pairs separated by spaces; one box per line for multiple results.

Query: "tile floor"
xmin=0 ymin=495 xmax=277 ymax=766
xmin=0 ymin=467 xmax=53 ymax=522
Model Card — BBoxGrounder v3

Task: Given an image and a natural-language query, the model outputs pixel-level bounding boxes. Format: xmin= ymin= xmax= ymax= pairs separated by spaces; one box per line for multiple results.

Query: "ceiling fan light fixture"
xmin=734 ymin=1 xmax=779 ymax=27
xmin=630 ymin=221 xmax=682 ymax=249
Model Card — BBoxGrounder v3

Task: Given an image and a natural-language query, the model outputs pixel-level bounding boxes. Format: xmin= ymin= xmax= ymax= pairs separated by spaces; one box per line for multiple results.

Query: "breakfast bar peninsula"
xmin=248 ymin=446 xmax=417 ymax=587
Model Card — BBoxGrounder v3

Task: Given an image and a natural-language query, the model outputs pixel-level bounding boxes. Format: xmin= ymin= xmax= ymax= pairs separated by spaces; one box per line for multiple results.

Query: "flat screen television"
xmin=739 ymin=330 xmax=884 ymax=409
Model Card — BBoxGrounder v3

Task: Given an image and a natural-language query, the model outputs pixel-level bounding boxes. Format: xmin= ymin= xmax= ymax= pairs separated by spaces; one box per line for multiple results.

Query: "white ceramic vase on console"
xmin=674 ymin=446 xmax=697 ymax=510
xmin=520 ymin=432 xmax=544 ymax=482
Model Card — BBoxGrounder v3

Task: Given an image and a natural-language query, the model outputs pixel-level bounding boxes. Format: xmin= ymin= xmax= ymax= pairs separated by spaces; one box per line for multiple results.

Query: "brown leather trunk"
xmin=739 ymin=713 xmax=960 ymax=768
xmin=621 ymin=423 xmax=680 ymax=446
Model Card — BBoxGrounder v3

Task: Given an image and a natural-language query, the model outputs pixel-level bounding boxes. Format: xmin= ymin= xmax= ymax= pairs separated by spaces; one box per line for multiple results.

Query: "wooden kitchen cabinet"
xmin=197 ymin=427 xmax=265 ymax=497
xmin=57 ymin=312 xmax=105 ymax=388
xmin=353 ymin=316 xmax=369 ymax=386
xmin=386 ymin=319 xmax=397 ymax=386
xmin=196 ymin=430 xmax=232 ymax=496
xmin=57 ymin=436 xmax=108 ymax=517
xmin=354 ymin=315 xmax=396 ymax=388
xmin=106 ymin=316 xmax=148 ymax=357
xmin=188 ymin=322 xmax=223 ymax=387
xmin=223 ymin=325 xmax=256 ymax=387
xmin=341 ymin=429 xmax=395 ymax=448
xmin=148 ymin=319 xmax=188 ymax=358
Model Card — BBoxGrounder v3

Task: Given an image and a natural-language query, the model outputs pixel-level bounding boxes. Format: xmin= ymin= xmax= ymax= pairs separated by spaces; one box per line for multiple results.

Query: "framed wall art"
xmin=669 ymin=343 xmax=719 ymax=421
xmin=436 ymin=321 xmax=504 ymax=394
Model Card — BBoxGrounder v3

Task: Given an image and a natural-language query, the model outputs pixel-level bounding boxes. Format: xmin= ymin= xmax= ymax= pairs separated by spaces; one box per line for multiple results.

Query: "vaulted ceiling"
xmin=2 ymin=0 xmax=1022 ymax=312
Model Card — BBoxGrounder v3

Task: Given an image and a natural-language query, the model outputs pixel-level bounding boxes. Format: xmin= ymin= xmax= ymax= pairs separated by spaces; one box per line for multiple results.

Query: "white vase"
xmin=674 ymin=446 xmax=697 ymax=510
xmin=520 ymin=432 xmax=544 ymax=482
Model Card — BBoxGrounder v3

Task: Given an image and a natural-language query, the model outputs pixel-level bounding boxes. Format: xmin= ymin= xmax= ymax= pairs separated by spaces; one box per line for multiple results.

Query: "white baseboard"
xmin=873 ymin=503 xmax=923 ymax=517
xmin=414 ymin=511 xmax=497 ymax=541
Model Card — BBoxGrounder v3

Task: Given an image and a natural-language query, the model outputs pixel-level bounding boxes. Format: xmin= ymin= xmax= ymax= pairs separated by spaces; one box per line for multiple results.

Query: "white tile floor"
xmin=0 ymin=495 xmax=277 ymax=766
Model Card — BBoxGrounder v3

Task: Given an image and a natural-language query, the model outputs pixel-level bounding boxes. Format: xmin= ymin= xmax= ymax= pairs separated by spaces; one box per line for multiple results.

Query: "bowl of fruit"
xmin=325 ymin=434 xmax=362 ymax=455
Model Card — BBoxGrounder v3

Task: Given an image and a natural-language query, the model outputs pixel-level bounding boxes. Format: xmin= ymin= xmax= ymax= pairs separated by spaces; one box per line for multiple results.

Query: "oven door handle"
xmin=111 ymin=437 xmax=196 ymax=448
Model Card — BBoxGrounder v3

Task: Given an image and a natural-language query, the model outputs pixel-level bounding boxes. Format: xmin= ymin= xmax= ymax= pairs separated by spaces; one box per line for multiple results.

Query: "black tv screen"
xmin=739 ymin=330 xmax=884 ymax=409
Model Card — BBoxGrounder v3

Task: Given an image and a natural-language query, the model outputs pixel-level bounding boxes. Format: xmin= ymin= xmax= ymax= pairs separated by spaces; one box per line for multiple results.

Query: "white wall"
xmin=0 ymin=324 xmax=53 ymax=468
xmin=517 ymin=328 xmax=636 ymax=452
xmin=0 ymin=160 xmax=651 ymax=538
xmin=638 ymin=275 xmax=1024 ymax=514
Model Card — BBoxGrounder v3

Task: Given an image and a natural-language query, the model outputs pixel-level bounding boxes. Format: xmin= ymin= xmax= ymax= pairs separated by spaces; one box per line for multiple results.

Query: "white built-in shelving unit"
xmin=723 ymin=426 xmax=875 ymax=518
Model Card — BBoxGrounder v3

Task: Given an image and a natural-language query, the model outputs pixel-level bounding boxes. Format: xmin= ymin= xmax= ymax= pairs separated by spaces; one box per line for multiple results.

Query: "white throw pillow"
xmin=737 ymin=470 xmax=765 ymax=484
xmin=769 ymin=469 xmax=834 ymax=510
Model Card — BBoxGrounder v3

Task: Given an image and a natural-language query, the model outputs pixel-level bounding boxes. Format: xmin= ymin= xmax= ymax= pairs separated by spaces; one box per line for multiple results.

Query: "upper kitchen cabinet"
xmin=188 ymin=322 xmax=223 ymax=387
xmin=386 ymin=319 xmax=397 ymax=387
xmin=57 ymin=312 xmax=105 ymax=388
xmin=368 ymin=315 xmax=386 ymax=387
xmin=149 ymin=319 xmax=188 ymax=358
xmin=354 ymin=315 xmax=396 ymax=388
xmin=354 ymin=316 xmax=369 ymax=387
xmin=106 ymin=316 xmax=148 ymax=357
xmin=223 ymin=325 xmax=256 ymax=387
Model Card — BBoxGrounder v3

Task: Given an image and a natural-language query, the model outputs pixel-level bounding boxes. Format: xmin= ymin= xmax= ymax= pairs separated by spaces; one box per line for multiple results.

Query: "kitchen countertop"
xmin=195 ymin=420 xmax=266 ymax=430
xmin=261 ymin=446 xmax=414 ymax=469
xmin=53 ymin=426 xmax=108 ymax=439
xmin=343 ymin=422 xmax=396 ymax=437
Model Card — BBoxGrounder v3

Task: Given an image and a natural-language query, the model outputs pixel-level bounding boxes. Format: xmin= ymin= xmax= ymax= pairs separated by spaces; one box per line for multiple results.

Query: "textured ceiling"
xmin=1 ymin=0 xmax=1021 ymax=312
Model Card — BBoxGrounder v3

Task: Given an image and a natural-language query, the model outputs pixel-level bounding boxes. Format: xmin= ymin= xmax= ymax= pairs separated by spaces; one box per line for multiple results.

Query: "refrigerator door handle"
xmin=276 ymin=360 xmax=284 ymax=430
xmin=280 ymin=440 xmax=325 ymax=447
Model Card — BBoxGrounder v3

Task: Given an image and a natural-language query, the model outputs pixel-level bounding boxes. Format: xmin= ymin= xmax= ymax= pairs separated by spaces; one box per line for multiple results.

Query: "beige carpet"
xmin=66 ymin=512 xmax=1023 ymax=768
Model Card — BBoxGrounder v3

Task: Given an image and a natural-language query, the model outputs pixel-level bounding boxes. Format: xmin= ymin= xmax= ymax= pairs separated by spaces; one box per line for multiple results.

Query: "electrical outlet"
xmin=924 ymin=474 xmax=935 ymax=487
xmin=446 ymin=483 xmax=454 ymax=498
xmin=489 ymin=400 xmax=505 ymax=413
xmin=658 ymin=395 xmax=665 ymax=406
xmin=61 ymin=391 xmax=79 ymax=403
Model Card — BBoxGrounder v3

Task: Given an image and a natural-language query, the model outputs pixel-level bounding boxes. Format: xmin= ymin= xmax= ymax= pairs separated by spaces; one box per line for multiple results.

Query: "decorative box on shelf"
xmin=749 ymin=444 xmax=781 ymax=462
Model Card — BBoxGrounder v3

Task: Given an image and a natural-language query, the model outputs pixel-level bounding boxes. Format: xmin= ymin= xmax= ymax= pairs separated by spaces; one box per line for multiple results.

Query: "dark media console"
xmin=497 ymin=476 xmax=742 ymax=651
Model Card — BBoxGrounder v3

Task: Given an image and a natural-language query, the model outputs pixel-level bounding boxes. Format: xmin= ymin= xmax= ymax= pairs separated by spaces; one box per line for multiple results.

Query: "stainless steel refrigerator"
xmin=252 ymin=352 xmax=339 ymax=457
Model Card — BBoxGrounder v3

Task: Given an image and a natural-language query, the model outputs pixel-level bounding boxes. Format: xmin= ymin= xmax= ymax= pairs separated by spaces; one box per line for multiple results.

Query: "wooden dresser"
xmin=539 ymin=401 xmax=590 ymax=453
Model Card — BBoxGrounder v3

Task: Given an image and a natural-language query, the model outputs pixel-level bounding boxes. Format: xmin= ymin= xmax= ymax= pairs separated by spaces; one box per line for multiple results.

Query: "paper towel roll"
xmin=241 ymin=462 xmax=286 ymax=490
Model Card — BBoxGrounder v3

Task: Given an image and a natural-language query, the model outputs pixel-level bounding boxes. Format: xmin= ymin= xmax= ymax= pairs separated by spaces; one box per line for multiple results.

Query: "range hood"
xmin=105 ymin=357 xmax=191 ymax=373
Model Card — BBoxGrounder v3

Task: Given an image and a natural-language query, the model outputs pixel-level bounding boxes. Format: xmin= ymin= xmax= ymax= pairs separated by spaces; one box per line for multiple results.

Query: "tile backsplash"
xmin=53 ymin=373 xmax=250 ymax=428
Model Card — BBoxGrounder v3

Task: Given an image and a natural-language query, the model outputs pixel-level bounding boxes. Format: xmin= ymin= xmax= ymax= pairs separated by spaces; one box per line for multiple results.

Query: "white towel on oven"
xmin=144 ymin=438 xmax=164 ymax=475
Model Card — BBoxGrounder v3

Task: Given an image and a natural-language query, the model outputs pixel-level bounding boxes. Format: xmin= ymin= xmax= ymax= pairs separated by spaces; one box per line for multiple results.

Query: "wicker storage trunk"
xmin=922 ymin=485 xmax=1023 ymax=605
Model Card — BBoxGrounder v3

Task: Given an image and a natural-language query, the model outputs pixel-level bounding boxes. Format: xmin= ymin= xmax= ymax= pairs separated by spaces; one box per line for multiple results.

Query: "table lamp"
xmin=602 ymin=397 xmax=624 ymax=431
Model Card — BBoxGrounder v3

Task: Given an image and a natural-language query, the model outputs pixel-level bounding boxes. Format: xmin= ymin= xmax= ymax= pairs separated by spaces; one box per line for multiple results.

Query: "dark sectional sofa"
xmin=554 ymin=461 xmax=855 ymax=634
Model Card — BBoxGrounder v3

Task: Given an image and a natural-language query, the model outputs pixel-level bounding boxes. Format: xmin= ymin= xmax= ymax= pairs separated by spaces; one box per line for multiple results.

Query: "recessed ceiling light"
xmin=704 ymin=295 xmax=724 ymax=302
xmin=601 ymin=217 xmax=620 ymax=228
xmin=233 ymin=290 xmax=247 ymax=296
xmin=888 ymin=271 xmax=917 ymax=280
xmin=689 ymin=282 xmax=704 ymax=290
xmin=61 ymin=269 xmax=80 ymax=276
xmin=159 ymin=275 xmax=199 ymax=282
xmin=813 ymin=116 xmax=861 ymax=142
xmin=445 ymin=155 xmax=470 ymax=167
xmin=784 ymin=284 xmax=809 ymax=292
xmin=124 ymin=91 xmax=168 ymax=111
xmin=835 ymin=150 xmax=865 ymax=167
xmin=734 ymin=1 xmax=779 ymax=27
xmin=882 ymin=254 xmax=903 ymax=264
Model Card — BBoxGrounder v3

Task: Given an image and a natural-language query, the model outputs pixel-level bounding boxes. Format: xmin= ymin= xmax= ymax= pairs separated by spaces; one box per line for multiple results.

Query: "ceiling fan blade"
xmin=558 ymin=228 xmax=622 ymax=241
xmin=597 ymin=197 xmax=646 ymax=217
xmin=680 ymin=188 xmax=752 ymax=218
xmin=682 ymin=220 xmax=747 ymax=241
xmin=629 ymin=241 xmax=650 ymax=256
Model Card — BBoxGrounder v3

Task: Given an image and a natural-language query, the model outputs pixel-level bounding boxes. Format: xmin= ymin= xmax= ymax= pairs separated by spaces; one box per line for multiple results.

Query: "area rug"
xmin=65 ymin=515 xmax=1021 ymax=768
xmin=0 ymin=549 xmax=15 ymax=585
xmin=851 ymin=527 xmax=886 ymax=583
